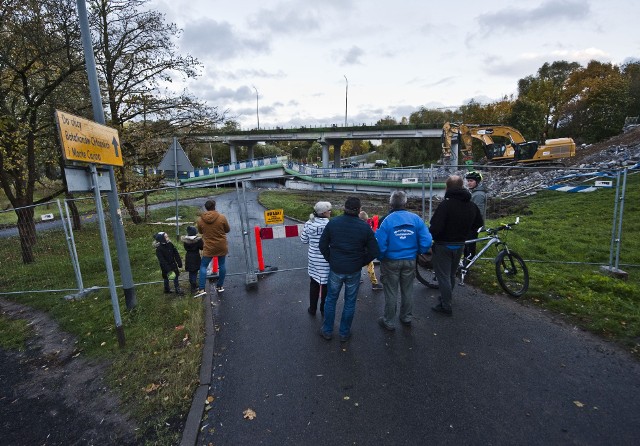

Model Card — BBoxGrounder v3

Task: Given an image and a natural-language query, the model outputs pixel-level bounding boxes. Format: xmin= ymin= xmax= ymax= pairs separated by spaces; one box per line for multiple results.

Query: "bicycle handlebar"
xmin=481 ymin=217 xmax=521 ymax=235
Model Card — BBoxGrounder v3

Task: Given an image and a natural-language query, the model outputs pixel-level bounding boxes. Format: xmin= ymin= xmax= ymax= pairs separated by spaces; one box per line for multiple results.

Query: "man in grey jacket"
xmin=464 ymin=171 xmax=488 ymax=260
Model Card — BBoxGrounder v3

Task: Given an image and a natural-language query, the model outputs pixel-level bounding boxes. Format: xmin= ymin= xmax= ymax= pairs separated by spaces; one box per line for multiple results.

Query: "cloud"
xmin=181 ymin=19 xmax=270 ymax=61
xmin=423 ymin=76 xmax=457 ymax=88
xmin=205 ymin=85 xmax=255 ymax=102
xmin=340 ymin=46 xmax=365 ymax=65
xmin=248 ymin=7 xmax=322 ymax=34
xmin=218 ymin=69 xmax=287 ymax=81
xmin=247 ymin=0 xmax=355 ymax=35
xmin=476 ymin=0 xmax=590 ymax=31
xmin=484 ymin=47 xmax=611 ymax=77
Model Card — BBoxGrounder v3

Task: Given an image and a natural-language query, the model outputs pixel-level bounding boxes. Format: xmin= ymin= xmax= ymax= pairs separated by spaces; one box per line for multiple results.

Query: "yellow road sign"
xmin=264 ymin=209 xmax=284 ymax=225
xmin=55 ymin=110 xmax=123 ymax=166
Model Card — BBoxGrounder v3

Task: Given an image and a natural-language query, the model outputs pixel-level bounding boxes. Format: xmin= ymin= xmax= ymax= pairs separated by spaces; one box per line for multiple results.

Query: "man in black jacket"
xmin=429 ymin=175 xmax=483 ymax=316
xmin=319 ymin=197 xmax=380 ymax=342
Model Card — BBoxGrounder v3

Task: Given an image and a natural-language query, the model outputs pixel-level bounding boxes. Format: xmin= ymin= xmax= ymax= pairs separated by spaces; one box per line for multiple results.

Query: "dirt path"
xmin=0 ymin=298 xmax=138 ymax=446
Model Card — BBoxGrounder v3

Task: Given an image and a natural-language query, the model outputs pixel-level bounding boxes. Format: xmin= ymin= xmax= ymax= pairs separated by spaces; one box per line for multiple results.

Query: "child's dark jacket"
xmin=153 ymin=240 xmax=182 ymax=273
xmin=181 ymin=235 xmax=203 ymax=272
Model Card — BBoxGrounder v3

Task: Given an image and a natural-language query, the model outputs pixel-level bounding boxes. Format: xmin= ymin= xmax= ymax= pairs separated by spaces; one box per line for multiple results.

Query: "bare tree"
xmin=89 ymin=0 xmax=226 ymax=223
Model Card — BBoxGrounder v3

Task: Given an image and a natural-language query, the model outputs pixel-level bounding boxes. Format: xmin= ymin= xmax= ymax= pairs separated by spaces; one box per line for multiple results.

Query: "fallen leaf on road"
xmin=243 ymin=408 xmax=257 ymax=420
xmin=206 ymin=395 xmax=215 ymax=403
xmin=573 ymin=400 xmax=584 ymax=408
xmin=459 ymin=352 xmax=467 ymax=356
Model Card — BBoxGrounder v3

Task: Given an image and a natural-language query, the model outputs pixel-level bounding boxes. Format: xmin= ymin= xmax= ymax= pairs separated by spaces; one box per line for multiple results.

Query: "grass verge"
xmin=0 ymin=199 xmax=217 ymax=445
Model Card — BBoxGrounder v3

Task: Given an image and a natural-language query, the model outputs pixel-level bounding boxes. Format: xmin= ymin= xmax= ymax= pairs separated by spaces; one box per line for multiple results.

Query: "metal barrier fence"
xmin=0 ymin=164 xmax=637 ymax=296
xmin=431 ymin=164 xmax=638 ymax=273
xmin=0 ymin=200 xmax=80 ymax=295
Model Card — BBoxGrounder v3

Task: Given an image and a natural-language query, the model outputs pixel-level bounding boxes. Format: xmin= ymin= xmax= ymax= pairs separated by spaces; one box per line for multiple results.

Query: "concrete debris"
xmin=481 ymin=135 xmax=640 ymax=199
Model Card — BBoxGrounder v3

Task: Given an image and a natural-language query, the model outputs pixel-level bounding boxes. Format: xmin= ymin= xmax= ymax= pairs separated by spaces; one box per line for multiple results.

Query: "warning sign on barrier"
xmin=264 ymin=209 xmax=284 ymax=225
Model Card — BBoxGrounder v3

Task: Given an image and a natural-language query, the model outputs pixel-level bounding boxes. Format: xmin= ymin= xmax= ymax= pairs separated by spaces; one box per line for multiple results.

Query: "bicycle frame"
xmin=458 ymin=232 xmax=505 ymax=285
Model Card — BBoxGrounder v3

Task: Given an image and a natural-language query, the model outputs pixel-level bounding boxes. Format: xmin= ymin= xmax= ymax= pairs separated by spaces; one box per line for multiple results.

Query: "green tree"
xmin=622 ymin=61 xmax=640 ymax=118
xmin=507 ymin=98 xmax=546 ymax=141
xmin=517 ymin=61 xmax=580 ymax=136
xmin=0 ymin=0 xmax=86 ymax=263
xmin=562 ymin=61 xmax=630 ymax=142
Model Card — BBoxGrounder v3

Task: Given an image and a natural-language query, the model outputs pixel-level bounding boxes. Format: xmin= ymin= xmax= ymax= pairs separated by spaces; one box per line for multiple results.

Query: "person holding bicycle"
xmin=429 ymin=175 xmax=483 ymax=316
xmin=464 ymin=171 xmax=487 ymax=260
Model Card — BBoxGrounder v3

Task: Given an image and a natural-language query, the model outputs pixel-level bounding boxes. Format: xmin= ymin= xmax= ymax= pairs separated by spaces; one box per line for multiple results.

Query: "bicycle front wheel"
xmin=415 ymin=258 xmax=439 ymax=289
xmin=495 ymin=250 xmax=529 ymax=297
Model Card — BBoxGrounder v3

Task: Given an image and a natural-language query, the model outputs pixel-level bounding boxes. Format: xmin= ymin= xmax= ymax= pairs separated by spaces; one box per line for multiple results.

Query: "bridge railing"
xmin=290 ymin=162 xmax=438 ymax=182
xmin=190 ymin=155 xmax=288 ymax=178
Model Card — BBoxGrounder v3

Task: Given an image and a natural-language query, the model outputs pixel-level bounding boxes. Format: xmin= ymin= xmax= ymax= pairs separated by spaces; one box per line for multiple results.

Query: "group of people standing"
xmin=301 ymin=172 xmax=486 ymax=341
xmin=153 ymin=199 xmax=230 ymax=298
xmin=152 ymin=171 xmax=486 ymax=341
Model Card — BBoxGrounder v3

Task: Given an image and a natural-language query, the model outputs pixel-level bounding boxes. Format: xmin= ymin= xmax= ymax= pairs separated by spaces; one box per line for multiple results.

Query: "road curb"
xmin=180 ymin=291 xmax=215 ymax=446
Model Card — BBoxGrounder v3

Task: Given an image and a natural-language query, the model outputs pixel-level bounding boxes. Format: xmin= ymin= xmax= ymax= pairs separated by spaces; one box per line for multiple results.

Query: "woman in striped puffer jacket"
xmin=300 ymin=201 xmax=332 ymax=316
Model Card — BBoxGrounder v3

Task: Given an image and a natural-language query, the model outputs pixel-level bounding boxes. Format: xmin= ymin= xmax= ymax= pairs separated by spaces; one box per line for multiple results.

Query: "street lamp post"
xmin=252 ymin=85 xmax=260 ymax=130
xmin=343 ymin=75 xmax=348 ymax=127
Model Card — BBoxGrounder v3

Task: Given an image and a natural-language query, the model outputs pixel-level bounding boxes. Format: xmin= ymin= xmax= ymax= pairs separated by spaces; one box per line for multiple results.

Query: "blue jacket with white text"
xmin=375 ymin=210 xmax=432 ymax=260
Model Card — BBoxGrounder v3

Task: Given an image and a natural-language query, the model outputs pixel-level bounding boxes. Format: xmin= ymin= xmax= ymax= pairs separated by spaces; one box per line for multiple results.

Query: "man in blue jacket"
xmin=319 ymin=197 xmax=380 ymax=342
xmin=375 ymin=191 xmax=432 ymax=330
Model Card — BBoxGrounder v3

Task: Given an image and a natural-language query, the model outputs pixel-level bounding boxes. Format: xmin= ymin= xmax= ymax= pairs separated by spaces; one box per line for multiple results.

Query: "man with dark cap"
xmin=319 ymin=196 xmax=380 ymax=342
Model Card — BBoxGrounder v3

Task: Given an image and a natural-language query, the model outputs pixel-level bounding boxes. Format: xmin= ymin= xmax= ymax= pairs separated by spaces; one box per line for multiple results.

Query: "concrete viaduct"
xmin=191 ymin=124 xmax=446 ymax=168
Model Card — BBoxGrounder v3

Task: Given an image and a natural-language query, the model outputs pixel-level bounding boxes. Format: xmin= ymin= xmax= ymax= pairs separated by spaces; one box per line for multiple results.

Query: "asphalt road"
xmin=196 ymin=190 xmax=640 ymax=446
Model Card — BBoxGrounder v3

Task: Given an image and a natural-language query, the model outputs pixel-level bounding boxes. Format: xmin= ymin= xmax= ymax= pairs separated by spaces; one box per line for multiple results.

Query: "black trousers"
xmin=309 ymin=277 xmax=328 ymax=314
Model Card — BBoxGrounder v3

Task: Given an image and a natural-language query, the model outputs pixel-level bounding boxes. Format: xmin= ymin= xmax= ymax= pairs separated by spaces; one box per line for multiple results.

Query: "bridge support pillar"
xmin=324 ymin=138 xmax=344 ymax=168
xmin=247 ymin=143 xmax=256 ymax=161
xmin=320 ymin=142 xmax=330 ymax=168
xmin=229 ymin=144 xmax=237 ymax=164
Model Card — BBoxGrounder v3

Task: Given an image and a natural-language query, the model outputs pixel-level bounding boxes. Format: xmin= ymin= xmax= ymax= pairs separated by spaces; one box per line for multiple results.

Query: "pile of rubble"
xmin=484 ymin=127 xmax=640 ymax=198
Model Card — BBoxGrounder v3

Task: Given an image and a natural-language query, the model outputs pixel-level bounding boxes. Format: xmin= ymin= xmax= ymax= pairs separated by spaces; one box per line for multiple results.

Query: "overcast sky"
xmin=148 ymin=0 xmax=640 ymax=130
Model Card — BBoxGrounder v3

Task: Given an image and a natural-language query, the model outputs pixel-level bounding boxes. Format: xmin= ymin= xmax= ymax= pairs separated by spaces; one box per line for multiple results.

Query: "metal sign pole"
xmin=90 ymin=163 xmax=125 ymax=347
xmin=174 ymin=137 xmax=180 ymax=238
xmin=76 ymin=0 xmax=136 ymax=310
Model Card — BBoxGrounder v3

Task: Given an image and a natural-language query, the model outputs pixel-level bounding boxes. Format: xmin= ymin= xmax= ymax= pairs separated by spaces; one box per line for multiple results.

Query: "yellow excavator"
xmin=441 ymin=122 xmax=576 ymax=166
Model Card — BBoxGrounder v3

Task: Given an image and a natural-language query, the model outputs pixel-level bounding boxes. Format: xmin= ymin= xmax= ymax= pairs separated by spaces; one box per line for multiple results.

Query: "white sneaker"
xmin=215 ymin=286 xmax=225 ymax=293
xmin=193 ymin=289 xmax=207 ymax=298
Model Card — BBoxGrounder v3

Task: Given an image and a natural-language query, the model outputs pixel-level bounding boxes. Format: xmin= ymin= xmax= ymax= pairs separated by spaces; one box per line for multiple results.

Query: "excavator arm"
xmin=441 ymin=122 xmax=475 ymax=164
xmin=442 ymin=122 xmax=527 ymax=164
xmin=442 ymin=121 xmax=576 ymax=166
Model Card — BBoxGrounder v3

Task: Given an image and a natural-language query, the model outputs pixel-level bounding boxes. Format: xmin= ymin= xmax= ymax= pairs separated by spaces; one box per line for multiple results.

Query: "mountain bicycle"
xmin=415 ymin=217 xmax=529 ymax=297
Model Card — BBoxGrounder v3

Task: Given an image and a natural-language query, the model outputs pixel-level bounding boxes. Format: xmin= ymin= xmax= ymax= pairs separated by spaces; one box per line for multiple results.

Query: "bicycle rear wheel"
xmin=415 ymin=258 xmax=439 ymax=288
xmin=495 ymin=250 xmax=529 ymax=297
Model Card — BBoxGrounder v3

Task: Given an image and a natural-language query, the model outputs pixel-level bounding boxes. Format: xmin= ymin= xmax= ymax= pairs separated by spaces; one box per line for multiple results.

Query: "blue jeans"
xmin=199 ymin=255 xmax=226 ymax=290
xmin=321 ymin=270 xmax=361 ymax=338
